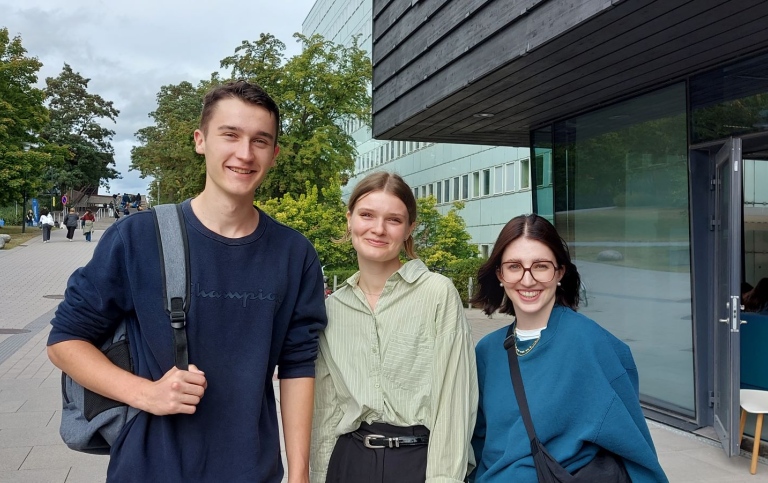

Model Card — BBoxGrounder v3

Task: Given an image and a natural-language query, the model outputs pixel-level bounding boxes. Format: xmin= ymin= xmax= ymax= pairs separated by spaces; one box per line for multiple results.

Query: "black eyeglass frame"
xmin=497 ymin=260 xmax=561 ymax=284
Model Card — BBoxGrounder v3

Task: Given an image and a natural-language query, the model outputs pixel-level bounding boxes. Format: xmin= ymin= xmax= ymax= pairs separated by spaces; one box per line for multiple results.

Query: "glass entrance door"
xmin=713 ymin=138 xmax=743 ymax=457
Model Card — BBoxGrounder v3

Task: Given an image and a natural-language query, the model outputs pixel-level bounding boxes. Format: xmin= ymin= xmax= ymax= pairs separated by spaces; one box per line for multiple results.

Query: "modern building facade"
xmin=370 ymin=0 xmax=768 ymax=456
xmin=303 ymin=0 xmax=533 ymax=257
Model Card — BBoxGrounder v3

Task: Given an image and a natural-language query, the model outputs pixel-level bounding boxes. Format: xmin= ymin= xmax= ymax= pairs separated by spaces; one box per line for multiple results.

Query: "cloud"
xmin=3 ymin=0 xmax=315 ymax=195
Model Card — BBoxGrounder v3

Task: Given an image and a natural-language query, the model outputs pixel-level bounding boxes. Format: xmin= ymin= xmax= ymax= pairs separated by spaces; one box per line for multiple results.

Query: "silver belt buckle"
xmin=363 ymin=434 xmax=386 ymax=449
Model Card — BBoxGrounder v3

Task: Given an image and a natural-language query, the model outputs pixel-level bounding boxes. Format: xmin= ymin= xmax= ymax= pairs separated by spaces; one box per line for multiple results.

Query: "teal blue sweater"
xmin=471 ymin=305 xmax=668 ymax=482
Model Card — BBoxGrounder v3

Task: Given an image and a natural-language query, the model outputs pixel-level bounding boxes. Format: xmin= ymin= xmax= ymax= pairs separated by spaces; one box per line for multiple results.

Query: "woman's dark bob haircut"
xmin=471 ymin=214 xmax=581 ymax=316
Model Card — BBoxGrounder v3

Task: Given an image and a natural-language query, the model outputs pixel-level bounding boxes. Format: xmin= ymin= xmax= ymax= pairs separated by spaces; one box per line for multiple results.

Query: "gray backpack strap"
xmin=152 ymin=204 xmax=190 ymax=370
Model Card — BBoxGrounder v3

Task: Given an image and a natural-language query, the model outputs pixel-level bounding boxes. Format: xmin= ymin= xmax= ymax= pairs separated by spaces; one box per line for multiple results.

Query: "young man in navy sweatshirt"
xmin=47 ymin=80 xmax=327 ymax=483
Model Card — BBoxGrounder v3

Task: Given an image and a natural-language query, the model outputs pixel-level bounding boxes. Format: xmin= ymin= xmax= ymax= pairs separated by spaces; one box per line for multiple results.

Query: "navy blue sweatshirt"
xmin=49 ymin=200 xmax=328 ymax=482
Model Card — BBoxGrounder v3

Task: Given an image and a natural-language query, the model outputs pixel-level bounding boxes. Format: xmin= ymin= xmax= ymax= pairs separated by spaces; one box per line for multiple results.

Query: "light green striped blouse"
xmin=310 ymin=259 xmax=478 ymax=483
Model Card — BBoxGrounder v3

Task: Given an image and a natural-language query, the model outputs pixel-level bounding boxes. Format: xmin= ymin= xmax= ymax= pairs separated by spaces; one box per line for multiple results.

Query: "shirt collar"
xmin=342 ymin=259 xmax=429 ymax=288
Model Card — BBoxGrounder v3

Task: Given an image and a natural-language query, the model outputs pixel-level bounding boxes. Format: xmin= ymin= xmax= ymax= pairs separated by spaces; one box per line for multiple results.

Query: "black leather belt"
xmin=351 ymin=431 xmax=429 ymax=449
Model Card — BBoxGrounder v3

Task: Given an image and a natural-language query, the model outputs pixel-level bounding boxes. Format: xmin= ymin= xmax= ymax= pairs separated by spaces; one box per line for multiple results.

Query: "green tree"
xmin=0 ymin=28 xmax=53 ymax=208
xmin=131 ymin=80 xmax=211 ymax=203
xmin=132 ymin=33 xmax=370 ymax=204
xmin=413 ymin=197 xmax=478 ymax=270
xmin=42 ymin=63 xmax=120 ymax=194
xmin=220 ymin=32 xmax=371 ymax=201
xmin=257 ymin=181 xmax=355 ymax=268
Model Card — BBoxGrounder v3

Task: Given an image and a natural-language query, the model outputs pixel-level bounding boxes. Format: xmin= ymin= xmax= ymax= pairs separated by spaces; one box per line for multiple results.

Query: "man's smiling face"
xmin=193 ymin=97 xmax=279 ymax=201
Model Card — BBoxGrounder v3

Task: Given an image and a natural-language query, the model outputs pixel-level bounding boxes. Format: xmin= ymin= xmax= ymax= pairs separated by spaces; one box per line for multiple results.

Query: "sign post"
xmin=61 ymin=195 xmax=68 ymax=206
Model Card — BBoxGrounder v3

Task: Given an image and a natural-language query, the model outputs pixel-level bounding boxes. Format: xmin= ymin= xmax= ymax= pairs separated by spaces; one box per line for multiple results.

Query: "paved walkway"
xmin=0 ymin=221 xmax=767 ymax=482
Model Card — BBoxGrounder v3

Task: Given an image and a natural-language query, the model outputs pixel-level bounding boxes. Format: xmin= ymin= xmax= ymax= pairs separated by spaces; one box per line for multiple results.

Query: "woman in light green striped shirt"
xmin=310 ymin=172 xmax=478 ymax=483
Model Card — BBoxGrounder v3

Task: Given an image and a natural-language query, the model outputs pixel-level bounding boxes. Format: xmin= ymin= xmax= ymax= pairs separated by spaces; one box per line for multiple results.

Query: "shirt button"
xmin=372 ymin=348 xmax=378 ymax=354
xmin=374 ymin=383 xmax=380 ymax=388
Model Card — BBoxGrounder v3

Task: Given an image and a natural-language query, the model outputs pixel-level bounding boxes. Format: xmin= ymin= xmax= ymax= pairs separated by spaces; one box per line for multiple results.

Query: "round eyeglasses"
xmin=497 ymin=260 xmax=559 ymax=284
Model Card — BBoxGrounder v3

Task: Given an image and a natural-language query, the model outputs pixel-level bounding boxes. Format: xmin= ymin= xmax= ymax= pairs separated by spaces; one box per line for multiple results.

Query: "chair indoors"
xmin=740 ymin=312 xmax=768 ymax=474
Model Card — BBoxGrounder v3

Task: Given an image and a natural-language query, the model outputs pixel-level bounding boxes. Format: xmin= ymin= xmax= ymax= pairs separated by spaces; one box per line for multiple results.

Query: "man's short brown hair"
xmin=199 ymin=80 xmax=280 ymax=144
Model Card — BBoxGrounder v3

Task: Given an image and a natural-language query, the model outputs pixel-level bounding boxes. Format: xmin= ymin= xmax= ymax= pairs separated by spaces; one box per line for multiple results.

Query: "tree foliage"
xmin=257 ymin=181 xmax=354 ymax=269
xmin=414 ymin=197 xmax=478 ymax=270
xmin=42 ymin=63 xmax=120 ymax=193
xmin=131 ymin=80 xmax=212 ymax=203
xmin=257 ymin=189 xmax=479 ymax=282
xmin=219 ymin=32 xmax=371 ymax=201
xmin=131 ymin=33 xmax=371 ymax=204
xmin=0 ymin=28 xmax=54 ymax=206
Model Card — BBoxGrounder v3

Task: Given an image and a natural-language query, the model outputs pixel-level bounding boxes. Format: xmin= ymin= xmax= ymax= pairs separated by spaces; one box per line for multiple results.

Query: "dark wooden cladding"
xmin=373 ymin=0 xmax=557 ymax=108
xmin=373 ymin=0 xmax=419 ymax=47
xmin=377 ymin=0 xmax=655 ymax=139
xmin=373 ymin=0 xmax=395 ymax=21
xmin=464 ymin=6 xmax=768 ymax=136
xmin=372 ymin=0 xmax=454 ymax=66
xmin=371 ymin=0 xmax=768 ymax=146
xmin=373 ymin=0 xmax=605 ymax=114
xmin=434 ymin=0 xmax=765 ymax=137
xmin=418 ymin=0 xmax=688 ymax=137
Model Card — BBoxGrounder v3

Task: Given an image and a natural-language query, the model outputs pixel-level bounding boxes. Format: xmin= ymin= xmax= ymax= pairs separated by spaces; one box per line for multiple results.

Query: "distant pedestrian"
xmin=26 ymin=210 xmax=34 ymax=227
xmin=63 ymin=208 xmax=79 ymax=242
xmin=81 ymin=209 xmax=96 ymax=242
xmin=40 ymin=208 xmax=54 ymax=243
xmin=123 ymin=205 xmax=130 ymax=216
xmin=113 ymin=206 xmax=120 ymax=220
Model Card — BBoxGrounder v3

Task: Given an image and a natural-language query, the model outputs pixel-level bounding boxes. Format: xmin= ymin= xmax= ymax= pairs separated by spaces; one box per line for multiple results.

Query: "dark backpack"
xmin=59 ymin=204 xmax=190 ymax=454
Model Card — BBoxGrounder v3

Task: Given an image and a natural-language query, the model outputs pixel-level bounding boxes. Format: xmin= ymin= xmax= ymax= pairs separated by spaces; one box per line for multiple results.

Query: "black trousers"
xmin=326 ymin=422 xmax=429 ymax=483
xmin=66 ymin=226 xmax=76 ymax=240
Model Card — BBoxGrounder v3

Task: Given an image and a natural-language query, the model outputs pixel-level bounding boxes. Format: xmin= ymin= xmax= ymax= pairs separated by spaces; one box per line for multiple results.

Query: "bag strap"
xmin=152 ymin=204 xmax=190 ymax=370
xmin=504 ymin=324 xmax=540 ymax=445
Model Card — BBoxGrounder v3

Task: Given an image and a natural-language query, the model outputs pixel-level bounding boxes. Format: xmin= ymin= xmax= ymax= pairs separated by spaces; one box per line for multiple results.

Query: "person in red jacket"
xmin=81 ymin=209 xmax=96 ymax=242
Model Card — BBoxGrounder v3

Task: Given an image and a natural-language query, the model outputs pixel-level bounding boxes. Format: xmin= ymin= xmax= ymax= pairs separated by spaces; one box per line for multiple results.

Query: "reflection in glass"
xmin=551 ymin=83 xmax=695 ymax=416
xmin=691 ymin=52 xmax=768 ymax=144
xmin=743 ymin=159 xmax=768 ymax=284
xmin=532 ymin=126 xmax=553 ymax=221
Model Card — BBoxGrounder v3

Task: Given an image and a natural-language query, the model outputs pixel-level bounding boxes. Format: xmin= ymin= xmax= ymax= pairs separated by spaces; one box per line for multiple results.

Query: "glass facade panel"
xmin=550 ymin=83 xmax=694 ymax=416
xmin=520 ymin=159 xmax=530 ymax=190
xmin=691 ymin=52 xmax=768 ymax=144
xmin=494 ymin=166 xmax=504 ymax=194
xmin=453 ymin=177 xmax=460 ymax=201
xmin=532 ymin=126 xmax=553 ymax=221
xmin=744 ymin=158 xmax=768 ymax=284
xmin=505 ymin=163 xmax=515 ymax=192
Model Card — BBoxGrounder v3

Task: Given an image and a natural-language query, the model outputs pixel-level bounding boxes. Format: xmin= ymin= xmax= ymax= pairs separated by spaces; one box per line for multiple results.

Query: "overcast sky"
xmin=3 ymin=0 xmax=318 ymax=197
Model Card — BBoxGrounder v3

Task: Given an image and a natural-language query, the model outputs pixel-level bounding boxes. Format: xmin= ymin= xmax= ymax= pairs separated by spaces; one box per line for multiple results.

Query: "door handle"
xmin=719 ymin=318 xmax=729 ymax=324
xmin=741 ymin=320 xmax=748 ymax=325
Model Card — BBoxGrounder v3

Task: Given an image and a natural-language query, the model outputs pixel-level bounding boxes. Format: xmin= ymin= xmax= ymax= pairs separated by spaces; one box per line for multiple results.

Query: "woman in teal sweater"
xmin=469 ymin=214 xmax=667 ymax=482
